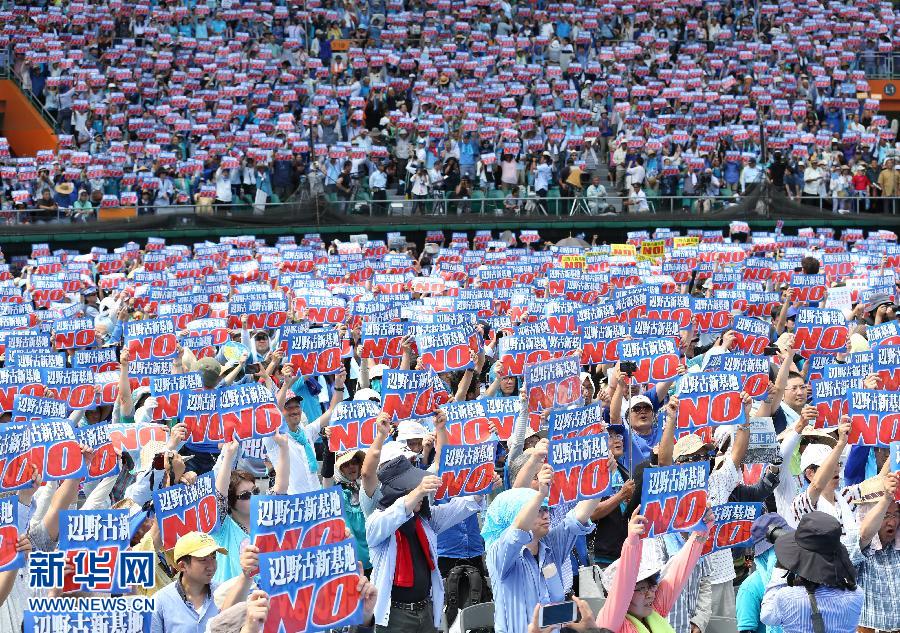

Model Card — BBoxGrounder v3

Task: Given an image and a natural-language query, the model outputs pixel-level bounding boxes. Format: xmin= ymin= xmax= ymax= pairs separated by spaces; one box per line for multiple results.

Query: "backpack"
xmin=444 ymin=564 xmax=485 ymax=629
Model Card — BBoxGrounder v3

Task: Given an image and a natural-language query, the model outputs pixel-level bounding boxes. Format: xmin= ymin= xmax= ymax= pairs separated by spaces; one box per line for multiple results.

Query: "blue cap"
xmin=751 ymin=512 xmax=792 ymax=557
xmin=129 ymin=508 xmax=153 ymax=541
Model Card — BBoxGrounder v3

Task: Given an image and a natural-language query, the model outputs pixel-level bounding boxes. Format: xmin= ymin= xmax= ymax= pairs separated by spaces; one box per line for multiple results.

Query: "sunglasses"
xmin=236 ymin=488 xmax=260 ymax=501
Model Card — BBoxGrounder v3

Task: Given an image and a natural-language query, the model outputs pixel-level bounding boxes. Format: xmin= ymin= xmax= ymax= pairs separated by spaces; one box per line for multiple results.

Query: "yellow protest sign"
xmin=561 ymin=255 xmax=586 ymax=269
xmin=638 ymin=240 xmax=665 ymax=262
xmin=674 ymin=236 xmax=700 ymax=248
xmin=611 ymin=243 xmax=637 ymax=257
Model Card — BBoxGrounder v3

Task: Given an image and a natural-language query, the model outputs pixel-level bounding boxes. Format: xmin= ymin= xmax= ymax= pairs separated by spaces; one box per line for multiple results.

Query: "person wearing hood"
xmin=365 ymin=451 xmax=485 ymax=633
xmin=736 ymin=513 xmax=793 ymax=633
xmin=760 ymin=511 xmax=863 ymax=633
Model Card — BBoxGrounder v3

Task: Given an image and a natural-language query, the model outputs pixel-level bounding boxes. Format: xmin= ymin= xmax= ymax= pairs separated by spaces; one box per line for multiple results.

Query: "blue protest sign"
xmin=641 ymin=462 xmax=709 ymax=538
xmin=152 ymin=472 xmax=217 ymax=550
xmin=547 ymin=434 xmax=611 ymax=506
xmin=257 ymin=539 xmax=363 ymax=633
xmin=436 ymin=441 xmax=497 ymax=501
xmin=250 ymin=487 xmax=347 ymax=554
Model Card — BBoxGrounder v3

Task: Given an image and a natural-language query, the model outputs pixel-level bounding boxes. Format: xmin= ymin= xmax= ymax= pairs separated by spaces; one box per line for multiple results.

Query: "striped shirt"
xmin=760 ymin=568 xmax=863 ymax=633
xmin=856 ymin=540 xmax=900 ymax=631
xmin=487 ymin=512 xmax=594 ymax=633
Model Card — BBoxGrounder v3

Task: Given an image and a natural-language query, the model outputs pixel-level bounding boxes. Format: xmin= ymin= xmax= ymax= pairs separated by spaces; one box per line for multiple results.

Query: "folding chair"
xmin=457 ymin=602 xmax=495 ymax=632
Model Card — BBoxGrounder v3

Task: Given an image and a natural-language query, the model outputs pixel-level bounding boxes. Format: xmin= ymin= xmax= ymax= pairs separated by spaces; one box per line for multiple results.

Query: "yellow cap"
xmin=173 ymin=531 xmax=227 ymax=562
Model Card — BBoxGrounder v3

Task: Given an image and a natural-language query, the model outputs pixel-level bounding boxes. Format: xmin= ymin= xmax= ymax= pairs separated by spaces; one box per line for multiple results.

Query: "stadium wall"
xmin=0 ymin=80 xmax=57 ymax=156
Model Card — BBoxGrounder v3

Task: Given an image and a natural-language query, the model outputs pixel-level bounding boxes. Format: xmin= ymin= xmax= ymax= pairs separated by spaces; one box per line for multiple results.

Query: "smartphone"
xmin=245 ymin=363 xmax=260 ymax=375
xmin=152 ymin=452 xmax=166 ymax=470
xmin=538 ymin=602 xmax=578 ymax=628
xmin=763 ymin=346 xmax=780 ymax=355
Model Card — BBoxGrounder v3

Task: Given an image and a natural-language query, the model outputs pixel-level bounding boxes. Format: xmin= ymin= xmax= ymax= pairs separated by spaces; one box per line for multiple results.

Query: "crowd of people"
xmin=0 ymin=224 xmax=898 ymax=633
xmin=1 ymin=0 xmax=899 ymax=219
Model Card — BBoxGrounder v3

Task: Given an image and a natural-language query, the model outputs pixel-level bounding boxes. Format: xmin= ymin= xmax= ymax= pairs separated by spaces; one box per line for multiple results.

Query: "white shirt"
xmin=215 ymin=169 xmax=232 ymax=202
xmin=369 ymin=169 xmax=387 ymax=190
xmin=628 ymin=189 xmax=649 ymax=212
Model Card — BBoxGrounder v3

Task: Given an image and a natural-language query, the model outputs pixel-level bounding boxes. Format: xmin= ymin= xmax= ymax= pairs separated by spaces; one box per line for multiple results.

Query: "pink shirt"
xmin=595 ymin=532 xmax=706 ymax=633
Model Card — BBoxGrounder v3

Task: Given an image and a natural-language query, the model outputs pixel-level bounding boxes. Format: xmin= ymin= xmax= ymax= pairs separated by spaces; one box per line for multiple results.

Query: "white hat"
xmin=369 ymin=363 xmax=388 ymax=379
xmin=713 ymin=425 xmax=732 ymax=449
xmin=396 ymin=420 xmax=428 ymax=442
xmin=799 ymin=443 xmax=832 ymax=474
xmin=602 ymin=538 xmax=664 ymax=592
xmin=353 ymin=387 xmax=381 ymax=402
xmin=379 ymin=440 xmax=417 ymax=465
xmin=379 ymin=116 xmax=390 ymax=127
xmin=627 ymin=395 xmax=653 ymax=411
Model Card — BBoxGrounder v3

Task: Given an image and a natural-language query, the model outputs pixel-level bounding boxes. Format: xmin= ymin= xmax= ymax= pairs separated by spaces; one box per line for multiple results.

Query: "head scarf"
xmin=481 ymin=488 xmax=542 ymax=550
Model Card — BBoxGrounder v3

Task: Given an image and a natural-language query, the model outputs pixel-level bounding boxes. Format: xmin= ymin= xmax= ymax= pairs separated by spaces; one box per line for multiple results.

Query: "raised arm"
xmin=513 ymin=463 xmax=552 ymax=531
xmin=657 ymin=396 xmax=678 ymax=467
xmin=117 ymin=349 xmax=134 ymax=416
xmin=361 ymin=413 xmax=391 ymax=498
xmin=859 ymin=472 xmax=898 ymax=549
xmin=312 ymin=369 xmax=346 ymax=431
xmin=808 ymin=418 xmax=850 ymax=508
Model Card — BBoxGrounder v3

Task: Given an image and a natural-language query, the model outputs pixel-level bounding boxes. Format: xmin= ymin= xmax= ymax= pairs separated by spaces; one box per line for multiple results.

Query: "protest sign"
xmin=180 ymin=384 xmax=282 ymax=444
xmin=360 ymin=321 xmax=407 ymax=368
xmin=0 ymin=426 xmax=34 ymax=491
xmin=848 ymin=389 xmax=900 ymax=446
xmin=742 ymin=417 xmax=780 ymax=465
xmin=581 ymin=323 xmax=626 ymax=365
xmin=811 ymin=376 xmax=862 ymax=427
xmin=257 ymin=539 xmax=363 ymax=633
xmin=436 ymin=442 xmax=497 ymax=500
xmin=380 ymin=370 xmax=435 ymax=421
xmin=250 ymin=487 xmax=347 ymax=554
xmin=548 ymin=403 xmax=606 ymax=440
xmin=72 ymin=347 xmax=119 ymax=373
xmin=641 ymin=462 xmax=709 ymax=538
xmin=287 ymin=330 xmax=343 ymax=375
xmin=40 ymin=369 xmax=97 ymax=410
xmin=619 ymin=338 xmax=681 ymax=383
xmin=693 ymin=297 xmax=731 ymax=332
xmin=794 ymin=308 xmax=848 ymax=357
xmin=875 ymin=345 xmax=900 ymax=391
xmin=677 ymin=372 xmax=745 ymax=430
xmin=74 ymin=424 xmax=120 ymax=482
xmin=0 ymin=498 xmax=22 ymax=572
xmin=498 ymin=334 xmax=553 ymax=376
xmin=328 ymin=400 xmax=382 ymax=452
xmin=415 ymin=328 xmax=473 ymax=372
xmin=700 ymin=502 xmax=764 ymax=555
xmin=152 ymin=472 xmax=217 ymax=550
xmin=27 ymin=419 xmax=87 ymax=482
xmin=790 ymin=274 xmax=827 ymax=303
xmin=731 ymin=316 xmax=770 ymax=355
xmin=125 ymin=317 xmax=178 ymax=360
xmin=58 ymin=509 xmax=133 ymax=593
xmin=444 ymin=396 xmax=523 ymax=444
xmin=548 ymin=434 xmax=611 ymax=506
xmin=107 ymin=422 xmax=169 ymax=456
xmin=11 ymin=393 xmax=66 ymax=422
xmin=52 ymin=318 xmax=96 ymax=350
xmin=149 ymin=372 xmax=203 ymax=420
xmin=524 ymin=356 xmax=582 ymax=428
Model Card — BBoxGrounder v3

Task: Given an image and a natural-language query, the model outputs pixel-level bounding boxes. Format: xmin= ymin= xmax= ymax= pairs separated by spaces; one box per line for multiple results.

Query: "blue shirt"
xmin=150 ymin=578 xmax=220 ymax=633
xmin=437 ymin=512 xmax=485 ymax=559
xmin=487 ymin=512 xmax=594 ymax=633
xmin=761 ymin=569 xmax=863 ymax=633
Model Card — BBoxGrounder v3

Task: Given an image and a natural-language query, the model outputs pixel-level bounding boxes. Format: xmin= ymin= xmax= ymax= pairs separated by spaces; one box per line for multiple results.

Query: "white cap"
xmin=396 ymin=420 xmax=428 ymax=442
xmin=353 ymin=388 xmax=381 ymax=402
xmin=800 ymin=443 xmax=832 ymax=474
xmin=627 ymin=395 xmax=654 ymax=411
xmin=379 ymin=440 xmax=417 ymax=465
